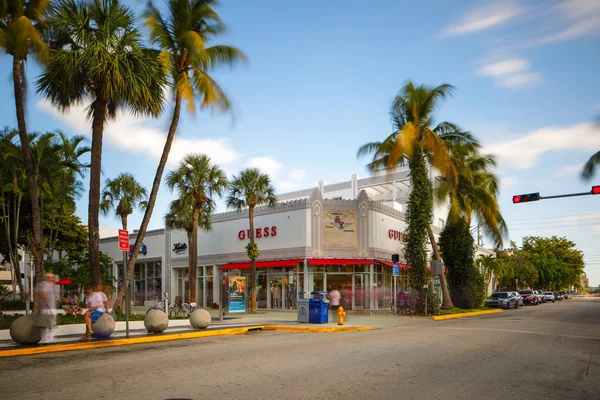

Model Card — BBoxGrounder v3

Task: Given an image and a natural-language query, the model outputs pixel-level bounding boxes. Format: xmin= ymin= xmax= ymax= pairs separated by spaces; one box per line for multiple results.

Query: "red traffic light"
xmin=512 ymin=195 xmax=521 ymax=203
xmin=593 ymin=185 xmax=600 ymax=195
xmin=512 ymin=192 xmax=540 ymax=203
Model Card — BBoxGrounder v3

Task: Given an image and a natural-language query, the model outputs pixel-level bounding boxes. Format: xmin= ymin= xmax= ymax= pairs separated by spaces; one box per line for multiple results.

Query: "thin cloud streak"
xmin=442 ymin=1 xmax=522 ymax=36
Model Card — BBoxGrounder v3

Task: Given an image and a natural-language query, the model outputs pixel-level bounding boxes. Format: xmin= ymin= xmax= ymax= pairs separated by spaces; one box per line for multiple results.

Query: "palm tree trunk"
xmin=88 ymin=96 xmax=107 ymax=288
xmin=427 ymin=227 xmax=453 ymax=310
xmin=2 ymin=195 xmax=24 ymax=299
xmin=117 ymin=93 xmax=182 ymax=310
xmin=190 ymin=208 xmax=199 ymax=304
xmin=249 ymin=206 xmax=257 ymax=313
xmin=187 ymin=229 xmax=193 ymax=304
xmin=12 ymin=56 xmax=44 ymax=291
xmin=121 ymin=215 xmax=128 ymax=232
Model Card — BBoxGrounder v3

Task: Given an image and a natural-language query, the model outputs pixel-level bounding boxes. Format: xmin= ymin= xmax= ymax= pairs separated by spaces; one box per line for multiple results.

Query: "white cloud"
xmin=246 ymin=156 xmax=283 ymax=180
xmin=484 ymin=122 xmax=600 ymax=170
xmin=289 ymin=169 xmax=306 ymax=181
xmin=526 ymin=0 xmax=600 ymax=46
xmin=442 ymin=1 xmax=522 ymax=36
xmin=36 ymin=99 xmax=239 ymax=168
xmin=476 ymin=58 xmax=541 ymax=88
xmin=551 ymin=163 xmax=584 ymax=178
xmin=500 ymin=176 xmax=516 ymax=190
xmin=562 ymin=212 xmax=600 ymax=223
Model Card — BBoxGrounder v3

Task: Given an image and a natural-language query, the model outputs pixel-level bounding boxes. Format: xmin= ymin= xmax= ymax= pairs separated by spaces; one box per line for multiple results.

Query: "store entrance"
xmin=325 ymin=274 xmax=352 ymax=310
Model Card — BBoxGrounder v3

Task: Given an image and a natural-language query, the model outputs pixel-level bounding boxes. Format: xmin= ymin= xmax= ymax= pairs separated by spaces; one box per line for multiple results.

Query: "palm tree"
xmin=164 ymin=197 xmax=213 ymax=303
xmin=437 ymin=144 xmax=507 ymax=248
xmin=166 ymin=154 xmax=227 ymax=304
xmin=226 ymin=168 xmax=277 ymax=313
xmin=1 ymin=0 xmax=49 ymax=286
xmin=476 ymin=254 xmax=507 ymax=293
xmin=37 ymin=0 xmax=167 ymax=287
xmin=358 ymin=82 xmax=463 ymax=311
xmin=582 ymin=151 xmax=600 ymax=180
xmin=120 ymin=0 xmax=245 ymax=309
xmin=100 ymin=173 xmax=148 ymax=232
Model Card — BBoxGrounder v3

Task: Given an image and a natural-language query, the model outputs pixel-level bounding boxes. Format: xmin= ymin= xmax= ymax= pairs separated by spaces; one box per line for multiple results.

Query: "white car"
xmin=544 ymin=291 xmax=555 ymax=303
xmin=510 ymin=291 xmax=524 ymax=306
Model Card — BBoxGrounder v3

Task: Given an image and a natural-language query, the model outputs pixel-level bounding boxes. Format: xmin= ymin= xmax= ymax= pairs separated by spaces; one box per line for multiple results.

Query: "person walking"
xmin=36 ymin=272 xmax=58 ymax=344
xmin=328 ymin=288 xmax=341 ymax=310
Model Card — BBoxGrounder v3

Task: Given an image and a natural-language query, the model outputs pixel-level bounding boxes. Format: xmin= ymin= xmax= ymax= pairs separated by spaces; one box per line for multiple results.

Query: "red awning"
xmin=377 ymin=260 xmax=394 ymax=267
xmin=218 ymin=259 xmax=303 ymax=270
xmin=55 ymin=277 xmax=72 ymax=285
xmin=307 ymin=258 xmax=374 ymax=266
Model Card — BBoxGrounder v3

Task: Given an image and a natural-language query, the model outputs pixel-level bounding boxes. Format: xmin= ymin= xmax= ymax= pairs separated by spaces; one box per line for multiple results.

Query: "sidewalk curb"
xmin=0 ymin=325 xmax=375 ymax=358
xmin=432 ymin=309 xmax=503 ymax=320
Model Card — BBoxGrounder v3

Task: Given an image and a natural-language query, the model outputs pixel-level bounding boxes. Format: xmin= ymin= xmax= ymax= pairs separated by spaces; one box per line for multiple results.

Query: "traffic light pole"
xmin=514 ymin=186 xmax=599 ymax=203
xmin=540 ymin=191 xmax=596 ymax=200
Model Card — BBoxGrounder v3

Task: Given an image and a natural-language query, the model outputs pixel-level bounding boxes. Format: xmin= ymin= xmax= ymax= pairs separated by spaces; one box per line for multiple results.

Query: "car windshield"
xmin=519 ymin=290 xmax=533 ymax=295
xmin=491 ymin=293 xmax=508 ymax=299
xmin=544 ymin=292 xmax=553 ymax=295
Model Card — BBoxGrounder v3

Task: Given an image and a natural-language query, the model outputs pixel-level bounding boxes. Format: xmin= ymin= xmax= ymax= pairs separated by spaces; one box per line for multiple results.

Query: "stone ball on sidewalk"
xmin=189 ymin=308 xmax=211 ymax=329
xmin=92 ymin=313 xmax=115 ymax=338
xmin=10 ymin=315 xmax=42 ymax=345
xmin=144 ymin=309 xmax=169 ymax=333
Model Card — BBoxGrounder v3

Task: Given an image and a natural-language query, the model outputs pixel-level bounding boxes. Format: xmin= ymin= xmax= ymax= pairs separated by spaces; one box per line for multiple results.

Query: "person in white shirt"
xmin=36 ymin=272 xmax=58 ymax=344
xmin=328 ymin=288 xmax=341 ymax=310
xmin=80 ymin=286 xmax=107 ymax=340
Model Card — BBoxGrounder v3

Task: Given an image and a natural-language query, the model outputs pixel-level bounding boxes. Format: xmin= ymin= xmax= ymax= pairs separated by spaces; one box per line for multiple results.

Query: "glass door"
xmin=270 ymin=272 xmax=283 ymax=309
xmin=353 ymin=274 xmax=364 ymax=310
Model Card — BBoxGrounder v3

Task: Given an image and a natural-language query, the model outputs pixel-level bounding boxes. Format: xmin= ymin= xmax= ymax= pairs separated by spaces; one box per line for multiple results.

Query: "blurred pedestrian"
xmin=36 ymin=272 xmax=58 ymax=344
xmin=328 ymin=288 xmax=341 ymax=310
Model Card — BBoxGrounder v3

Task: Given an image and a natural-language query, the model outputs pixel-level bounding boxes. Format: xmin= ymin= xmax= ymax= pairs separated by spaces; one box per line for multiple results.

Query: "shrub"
xmin=439 ymin=217 xmax=486 ymax=309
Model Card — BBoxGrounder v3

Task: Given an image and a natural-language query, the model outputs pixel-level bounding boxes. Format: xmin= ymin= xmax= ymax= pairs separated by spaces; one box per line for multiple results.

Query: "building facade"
xmin=99 ymin=170 xmax=474 ymax=311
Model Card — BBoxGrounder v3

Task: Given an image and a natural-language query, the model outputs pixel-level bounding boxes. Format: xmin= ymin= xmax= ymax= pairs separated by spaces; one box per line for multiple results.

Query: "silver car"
xmin=510 ymin=291 xmax=524 ymax=306
xmin=484 ymin=292 xmax=519 ymax=309
xmin=544 ymin=291 xmax=555 ymax=303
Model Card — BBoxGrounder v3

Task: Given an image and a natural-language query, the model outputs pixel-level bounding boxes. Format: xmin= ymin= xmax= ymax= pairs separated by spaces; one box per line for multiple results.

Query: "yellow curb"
xmin=265 ymin=325 xmax=375 ymax=333
xmin=0 ymin=325 xmax=375 ymax=358
xmin=0 ymin=326 xmax=264 ymax=358
xmin=432 ymin=309 xmax=504 ymax=320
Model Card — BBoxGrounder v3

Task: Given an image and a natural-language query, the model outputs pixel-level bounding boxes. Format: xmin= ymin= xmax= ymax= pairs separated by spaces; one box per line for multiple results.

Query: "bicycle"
xmin=168 ymin=296 xmax=193 ymax=317
xmin=146 ymin=292 xmax=169 ymax=315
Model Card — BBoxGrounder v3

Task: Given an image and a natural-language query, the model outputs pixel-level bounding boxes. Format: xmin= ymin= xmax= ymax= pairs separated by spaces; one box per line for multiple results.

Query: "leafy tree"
xmin=37 ymin=0 xmax=167 ymax=287
xmin=439 ymin=217 xmax=486 ymax=308
xmin=164 ymin=197 xmax=212 ymax=303
xmin=0 ymin=0 xmax=50 ymax=289
xmin=45 ymin=250 xmax=114 ymax=293
xmin=437 ymin=144 xmax=507 ymax=248
xmin=476 ymin=254 xmax=508 ymax=293
xmin=123 ymin=0 xmax=246 ymax=307
xmin=165 ymin=154 xmax=226 ymax=305
xmin=358 ymin=82 xmax=461 ymax=312
xmin=226 ymin=168 xmax=277 ymax=313
xmin=100 ymin=173 xmax=148 ymax=231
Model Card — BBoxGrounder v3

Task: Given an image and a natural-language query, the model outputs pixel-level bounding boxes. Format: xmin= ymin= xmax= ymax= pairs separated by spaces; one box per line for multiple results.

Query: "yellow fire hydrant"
xmin=337 ymin=306 xmax=346 ymax=325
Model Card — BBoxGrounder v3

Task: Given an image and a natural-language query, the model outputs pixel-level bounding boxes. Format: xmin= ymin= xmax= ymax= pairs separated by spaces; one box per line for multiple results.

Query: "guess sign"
xmin=388 ymin=229 xmax=404 ymax=241
xmin=238 ymin=226 xmax=277 ymax=240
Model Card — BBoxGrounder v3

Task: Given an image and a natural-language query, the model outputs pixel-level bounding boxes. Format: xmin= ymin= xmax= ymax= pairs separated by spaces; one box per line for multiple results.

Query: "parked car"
xmin=509 ymin=291 xmax=524 ymax=307
xmin=536 ymin=290 xmax=546 ymax=303
xmin=563 ymin=292 xmax=570 ymax=299
xmin=543 ymin=291 xmax=555 ymax=303
xmin=554 ymin=292 xmax=563 ymax=301
xmin=518 ymin=290 xmax=539 ymax=305
xmin=485 ymin=292 xmax=519 ymax=309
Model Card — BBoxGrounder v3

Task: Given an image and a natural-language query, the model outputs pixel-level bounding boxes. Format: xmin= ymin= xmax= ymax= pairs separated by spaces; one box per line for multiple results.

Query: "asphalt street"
xmin=1 ymin=298 xmax=599 ymax=400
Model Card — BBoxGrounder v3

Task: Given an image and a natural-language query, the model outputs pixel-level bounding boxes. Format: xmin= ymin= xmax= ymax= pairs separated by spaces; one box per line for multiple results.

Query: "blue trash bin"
xmin=309 ymin=299 xmax=328 ymax=324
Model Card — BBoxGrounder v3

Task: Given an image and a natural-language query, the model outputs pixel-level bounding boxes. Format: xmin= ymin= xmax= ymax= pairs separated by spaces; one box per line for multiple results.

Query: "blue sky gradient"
xmin=1 ymin=0 xmax=599 ymax=284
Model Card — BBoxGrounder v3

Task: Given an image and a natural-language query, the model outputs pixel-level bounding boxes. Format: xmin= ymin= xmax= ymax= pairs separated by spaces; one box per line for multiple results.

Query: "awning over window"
xmin=218 ymin=259 xmax=303 ymax=270
xmin=307 ymin=258 xmax=374 ymax=266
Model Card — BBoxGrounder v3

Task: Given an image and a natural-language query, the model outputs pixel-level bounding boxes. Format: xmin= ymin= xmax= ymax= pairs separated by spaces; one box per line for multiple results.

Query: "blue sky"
xmin=2 ymin=0 xmax=600 ymax=284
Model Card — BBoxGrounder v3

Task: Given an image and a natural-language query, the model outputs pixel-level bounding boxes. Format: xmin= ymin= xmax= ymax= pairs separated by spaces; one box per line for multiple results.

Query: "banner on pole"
xmin=228 ymin=276 xmax=246 ymax=313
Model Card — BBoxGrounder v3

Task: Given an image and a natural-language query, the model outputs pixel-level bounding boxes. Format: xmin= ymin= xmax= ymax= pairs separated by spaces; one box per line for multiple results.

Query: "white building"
xmin=100 ymin=168 xmax=489 ymax=311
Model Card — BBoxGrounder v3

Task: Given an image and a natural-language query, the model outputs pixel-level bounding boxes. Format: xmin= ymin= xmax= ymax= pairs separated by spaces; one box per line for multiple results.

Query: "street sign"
xmin=392 ymin=263 xmax=400 ymax=276
xmin=118 ymin=229 xmax=129 ymax=251
xmin=433 ymin=277 xmax=440 ymax=287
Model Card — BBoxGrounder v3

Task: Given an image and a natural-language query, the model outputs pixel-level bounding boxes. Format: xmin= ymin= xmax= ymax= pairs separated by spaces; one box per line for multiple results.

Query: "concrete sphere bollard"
xmin=9 ymin=315 xmax=42 ymax=345
xmin=92 ymin=313 xmax=116 ymax=338
xmin=144 ymin=309 xmax=169 ymax=333
xmin=189 ymin=308 xmax=211 ymax=329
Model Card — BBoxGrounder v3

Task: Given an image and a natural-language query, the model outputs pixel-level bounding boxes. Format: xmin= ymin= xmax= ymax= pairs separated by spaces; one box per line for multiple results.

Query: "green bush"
xmin=0 ymin=300 xmax=29 ymax=310
xmin=439 ymin=217 xmax=486 ymax=309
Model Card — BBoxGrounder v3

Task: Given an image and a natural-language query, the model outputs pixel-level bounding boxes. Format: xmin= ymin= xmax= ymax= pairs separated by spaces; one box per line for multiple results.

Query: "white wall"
xmin=368 ymin=210 xmax=407 ymax=256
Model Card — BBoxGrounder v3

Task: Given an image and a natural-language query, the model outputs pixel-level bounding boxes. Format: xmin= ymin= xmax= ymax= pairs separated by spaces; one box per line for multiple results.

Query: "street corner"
xmin=431 ymin=309 xmax=504 ymax=321
xmin=263 ymin=325 xmax=376 ymax=333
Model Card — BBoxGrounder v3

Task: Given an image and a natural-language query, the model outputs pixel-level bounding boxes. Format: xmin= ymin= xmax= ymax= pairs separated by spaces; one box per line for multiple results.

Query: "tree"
xmin=1 ymin=0 xmax=50 ymax=290
xmin=581 ymin=117 xmax=600 ymax=180
xmin=358 ymin=82 xmax=460 ymax=312
xmin=437 ymin=144 xmax=507 ymax=248
xmin=37 ymin=0 xmax=166 ymax=287
xmin=119 ymin=0 xmax=245 ymax=310
xmin=164 ymin=197 xmax=213 ymax=303
xmin=226 ymin=168 xmax=277 ymax=313
xmin=476 ymin=254 xmax=507 ymax=293
xmin=100 ymin=173 xmax=148 ymax=231
xmin=439 ymin=217 xmax=486 ymax=308
xmin=166 ymin=154 xmax=227 ymax=304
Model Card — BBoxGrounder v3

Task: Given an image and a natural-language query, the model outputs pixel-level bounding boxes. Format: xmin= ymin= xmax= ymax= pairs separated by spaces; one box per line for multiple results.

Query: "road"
xmin=2 ymin=298 xmax=599 ymax=400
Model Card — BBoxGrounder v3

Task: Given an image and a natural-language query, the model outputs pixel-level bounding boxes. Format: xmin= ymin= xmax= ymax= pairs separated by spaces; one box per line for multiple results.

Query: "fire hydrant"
xmin=337 ymin=306 xmax=346 ymax=325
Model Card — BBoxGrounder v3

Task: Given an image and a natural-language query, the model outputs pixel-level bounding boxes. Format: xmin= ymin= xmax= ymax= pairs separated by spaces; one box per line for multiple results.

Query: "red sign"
xmin=238 ymin=226 xmax=277 ymax=240
xmin=388 ymin=229 xmax=404 ymax=241
xmin=118 ymin=229 xmax=129 ymax=251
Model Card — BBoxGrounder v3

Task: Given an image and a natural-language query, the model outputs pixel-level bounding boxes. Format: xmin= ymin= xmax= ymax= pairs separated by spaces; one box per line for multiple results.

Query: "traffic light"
xmin=391 ymin=253 xmax=400 ymax=263
xmin=592 ymin=186 xmax=600 ymax=195
xmin=512 ymin=192 xmax=540 ymax=203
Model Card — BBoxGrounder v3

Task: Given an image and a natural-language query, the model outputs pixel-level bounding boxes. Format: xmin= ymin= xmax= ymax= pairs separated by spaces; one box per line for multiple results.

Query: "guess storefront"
xmin=101 ymin=187 xmax=437 ymax=310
